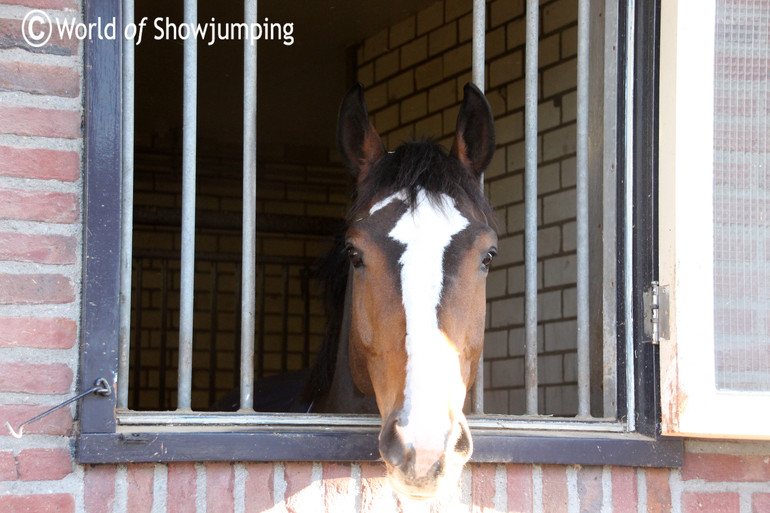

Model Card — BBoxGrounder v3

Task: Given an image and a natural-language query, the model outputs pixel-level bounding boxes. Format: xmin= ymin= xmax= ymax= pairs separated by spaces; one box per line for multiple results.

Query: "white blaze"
xmin=381 ymin=188 xmax=469 ymax=473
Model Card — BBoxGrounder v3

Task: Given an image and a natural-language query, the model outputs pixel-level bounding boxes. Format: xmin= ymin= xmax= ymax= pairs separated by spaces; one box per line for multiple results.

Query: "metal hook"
xmin=5 ymin=378 xmax=111 ymax=439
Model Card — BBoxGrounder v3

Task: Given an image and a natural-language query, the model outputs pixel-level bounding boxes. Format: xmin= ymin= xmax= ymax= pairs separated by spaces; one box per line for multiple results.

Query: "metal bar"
xmin=177 ymin=0 xmax=198 ymax=411
xmin=257 ymin=263 xmax=266 ymax=379
xmin=281 ymin=265 xmax=290 ymax=373
xmin=576 ymin=0 xmax=591 ymax=418
xmin=240 ymin=0 xmax=258 ymax=411
xmin=117 ymin=0 xmax=135 ymax=410
xmin=623 ymin=0 xmax=637 ymax=433
xmin=524 ymin=0 xmax=539 ymax=416
xmin=302 ymin=267 xmax=311 ymax=369
xmin=233 ymin=264 xmax=242 ymax=390
xmin=117 ymin=412 xmax=624 ymax=433
xmin=209 ymin=262 xmax=219 ymax=408
xmin=159 ymin=259 xmax=169 ymax=409
xmin=601 ymin=0 xmax=620 ymax=419
xmin=470 ymin=0 xmax=485 ymax=415
xmin=131 ymin=262 xmax=144 ymax=410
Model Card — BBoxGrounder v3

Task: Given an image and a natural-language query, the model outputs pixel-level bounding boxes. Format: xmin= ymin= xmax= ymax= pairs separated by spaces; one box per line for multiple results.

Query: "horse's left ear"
xmin=450 ymin=83 xmax=495 ymax=178
xmin=337 ymin=83 xmax=386 ymax=182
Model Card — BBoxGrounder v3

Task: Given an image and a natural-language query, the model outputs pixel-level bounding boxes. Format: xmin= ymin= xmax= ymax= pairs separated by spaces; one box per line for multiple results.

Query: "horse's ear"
xmin=337 ymin=83 xmax=386 ymax=182
xmin=450 ymin=83 xmax=495 ymax=178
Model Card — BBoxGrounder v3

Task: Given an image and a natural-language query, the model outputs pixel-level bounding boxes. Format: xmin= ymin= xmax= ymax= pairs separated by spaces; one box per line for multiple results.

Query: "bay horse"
xmin=301 ymin=82 xmax=497 ymax=500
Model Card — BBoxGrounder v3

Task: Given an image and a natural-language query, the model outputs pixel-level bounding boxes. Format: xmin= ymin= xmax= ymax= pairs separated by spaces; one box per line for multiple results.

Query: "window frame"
xmin=658 ymin=0 xmax=770 ymax=440
xmin=78 ymin=0 xmax=682 ymax=466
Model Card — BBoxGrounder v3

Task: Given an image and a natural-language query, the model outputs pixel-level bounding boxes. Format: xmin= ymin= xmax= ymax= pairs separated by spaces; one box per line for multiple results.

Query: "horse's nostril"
xmin=453 ymin=421 xmax=472 ymax=458
xmin=379 ymin=415 xmax=408 ymax=469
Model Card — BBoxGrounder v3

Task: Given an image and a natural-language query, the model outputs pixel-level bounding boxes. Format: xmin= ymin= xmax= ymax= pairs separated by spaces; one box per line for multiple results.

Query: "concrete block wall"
xmin=129 ymin=150 xmax=349 ymax=410
xmin=354 ymin=0 xmax=581 ymax=416
xmin=1 ymin=1 xmax=769 ymax=512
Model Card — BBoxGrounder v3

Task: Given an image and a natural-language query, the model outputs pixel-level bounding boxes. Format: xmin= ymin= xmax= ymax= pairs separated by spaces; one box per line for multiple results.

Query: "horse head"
xmin=337 ymin=82 xmax=497 ymax=499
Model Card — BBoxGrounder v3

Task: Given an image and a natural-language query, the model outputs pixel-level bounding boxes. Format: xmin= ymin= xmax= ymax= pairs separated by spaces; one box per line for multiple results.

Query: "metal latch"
xmin=643 ymin=281 xmax=669 ymax=345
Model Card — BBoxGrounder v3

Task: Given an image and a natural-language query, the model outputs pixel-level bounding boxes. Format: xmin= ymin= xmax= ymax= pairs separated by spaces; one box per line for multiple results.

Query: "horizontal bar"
xmin=116 ymin=412 xmax=625 ymax=433
xmin=79 ymin=431 xmax=683 ymax=467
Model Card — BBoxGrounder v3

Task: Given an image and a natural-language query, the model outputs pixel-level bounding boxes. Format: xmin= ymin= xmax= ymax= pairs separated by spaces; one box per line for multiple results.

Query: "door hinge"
xmin=643 ymin=281 xmax=669 ymax=345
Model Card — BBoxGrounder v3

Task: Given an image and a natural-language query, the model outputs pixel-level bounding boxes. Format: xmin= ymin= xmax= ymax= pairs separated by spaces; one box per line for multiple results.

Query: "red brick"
xmin=0 ymin=105 xmax=81 ymax=139
xmin=0 ymin=61 xmax=79 ymax=97
xmin=1 ymin=0 xmax=77 ymax=9
xmin=244 ymin=463 xmax=273 ymax=513
xmin=360 ymin=462 xmax=392 ymax=511
xmin=322 ymin=463 xmax=352 ymax=512
xmin=0 ymin=18 xmax=79 ymax=56
xmin=0 ymin=361 xmax=73 ymax=394
xmin=0 ymin=274 xmax=75 ymax=305
xmin=472 ymin=463 xmax=496 ymax=510
xmin=646 ymin=468 xmax=672 ymax=513
xmin=0 ymin=317 xmax=77 ymax=349
xmin=683 ymin=491 xmax=740 ymax=513
xmin=17 ymin=448 xmax=72 ymax=481
xmin=0 ymin=232 xmax=77 ymax=265
xmin=0 ymin=188 xmax=79 ymax=223
xmin=611 ymin=467 xmax=638 ymax=513
xmin=126 ymin=464 xmax=155 ymax=513
xmin=285 ymin=462 xmax=314 ymax=513
xmin=0 ymin=493 xmax=74 ymax=513
xmin=1 ymin=404 xmax=72 ymax=436
xmin=753 ymin=492 xmax=770 ymax=513
xmin=541 ymin=465 xmax=568 ymax=513
xmin=0 ymin=450 xmax=18 ymax=481
xmin=683 ymin=452 xmax=770 ymax=482
xmin=167 ymin=463 xmax=197 ymax=513
xmin=577 ymin=466 xmax=602 ymax=513
xmin=206 ymin=462 xmax=234 ymax=513
xmin=0 ymin=146 xmax=79 ymax=182
xmin=84 ymin=465 xmax=116 ymax=513
xmin=507 ymin=464 xmax=533 ymax=513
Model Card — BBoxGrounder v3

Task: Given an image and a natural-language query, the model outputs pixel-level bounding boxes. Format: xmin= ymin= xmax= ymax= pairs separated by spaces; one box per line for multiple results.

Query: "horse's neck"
xmin=315 ymin=269 xmax=378 ymax=414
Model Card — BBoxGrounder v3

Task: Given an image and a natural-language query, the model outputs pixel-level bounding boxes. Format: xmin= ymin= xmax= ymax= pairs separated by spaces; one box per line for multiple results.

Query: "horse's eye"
xmin=481 ymin=249 xmax=497 ymax=270
xmin=347 ymin=246 xmax=364 ymax=268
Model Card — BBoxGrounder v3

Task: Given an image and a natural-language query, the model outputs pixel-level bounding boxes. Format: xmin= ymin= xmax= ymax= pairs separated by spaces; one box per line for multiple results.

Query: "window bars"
xmin=117 ymin=0 xmax=622 ymax=423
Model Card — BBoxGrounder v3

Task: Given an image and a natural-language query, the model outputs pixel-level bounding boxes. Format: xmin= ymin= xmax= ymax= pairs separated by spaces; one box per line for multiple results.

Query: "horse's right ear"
xmin=337 ymin=83 xmax=385 ymax=182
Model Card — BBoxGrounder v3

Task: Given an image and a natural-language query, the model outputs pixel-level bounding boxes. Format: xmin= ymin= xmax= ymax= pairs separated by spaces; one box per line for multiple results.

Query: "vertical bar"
xmin=233 ymin=264 xmax=242 ymax=389
xmin=601 ymin=0 xmax=619 ymax=419
xmin=576 ymin=0 xmax=591 ymax=418
xmin=524 ymin=0 xmax=539 ymax=416
xmin=257 ymin=263 xmax=266 ymax=379
xmin=302 ymin=268 xmax=311 ymax=368
xmin=131 ymin=261 xmax=143 ymax=410
xmin=240 ymin=0 xmax=258 ymax=411
xmin=117 ymin=0 xmax=135 ymax=410
xmin=159 ymin=259 xmax=169 ymax=409
xmin=470 ymin=0 xmax=485 ymax=414
xmin=281 ymin=266 xmax=289 ymax=373
xmin=623 ymin=0 xmax=637 ymax=432
xmin=209 ymin=262 xmax=219 ymax=407
xmin=177 ymin=0 xmax=197 ymax=411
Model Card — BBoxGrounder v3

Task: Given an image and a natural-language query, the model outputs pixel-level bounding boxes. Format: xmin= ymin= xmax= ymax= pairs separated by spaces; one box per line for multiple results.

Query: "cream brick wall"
xmin=356 ymin=0 xmax=581 ymax=416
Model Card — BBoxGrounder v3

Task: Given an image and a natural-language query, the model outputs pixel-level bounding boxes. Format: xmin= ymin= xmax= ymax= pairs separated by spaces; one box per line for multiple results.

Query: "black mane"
xmin=298 ymin=139 xmax=495 ymax=407
xmin=350 ymin=140 xmax=494 ymax=223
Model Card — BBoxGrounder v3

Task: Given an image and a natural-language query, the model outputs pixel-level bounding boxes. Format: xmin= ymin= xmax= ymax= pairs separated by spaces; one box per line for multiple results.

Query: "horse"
xmin=300 ymin=81 xmax=497 ymax=500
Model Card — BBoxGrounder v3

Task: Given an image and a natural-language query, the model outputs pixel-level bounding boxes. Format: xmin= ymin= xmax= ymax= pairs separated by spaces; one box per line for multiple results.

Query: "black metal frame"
xmin=78 ymin=0 xmax=682 ymax=466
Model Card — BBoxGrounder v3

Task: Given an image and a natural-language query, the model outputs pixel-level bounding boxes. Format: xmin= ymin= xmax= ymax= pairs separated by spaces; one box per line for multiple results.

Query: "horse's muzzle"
xmin=379 ymin=410 xmax=473 ymax=499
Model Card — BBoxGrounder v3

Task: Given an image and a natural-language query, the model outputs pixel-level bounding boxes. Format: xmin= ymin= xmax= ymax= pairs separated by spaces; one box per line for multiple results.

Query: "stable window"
xmin=79 ymin=0 xmax=682 ymax=465
xmin=658 ymin=0 xmax=770 ymax=439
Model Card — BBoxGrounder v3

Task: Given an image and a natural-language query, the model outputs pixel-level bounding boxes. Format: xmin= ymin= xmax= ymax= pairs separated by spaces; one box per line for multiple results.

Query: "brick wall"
xmin=1 ymin=1 xmax=769 ymax=512
xmin=129 ymin=148 xmax=349 ymax=410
